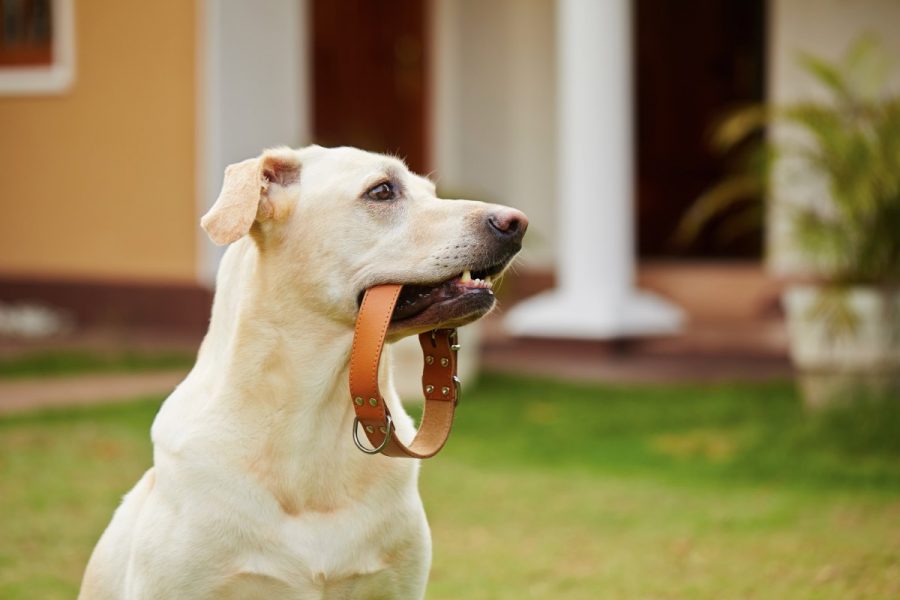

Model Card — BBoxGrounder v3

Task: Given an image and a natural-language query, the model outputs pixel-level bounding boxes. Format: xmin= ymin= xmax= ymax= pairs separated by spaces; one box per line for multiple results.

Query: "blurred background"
xmin=1 ymin=1 xmax=898 ymax=598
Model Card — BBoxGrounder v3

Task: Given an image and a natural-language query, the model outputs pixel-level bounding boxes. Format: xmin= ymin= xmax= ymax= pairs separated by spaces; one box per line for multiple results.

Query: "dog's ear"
xmin=201 ymin=148 xmax=301 ymax=246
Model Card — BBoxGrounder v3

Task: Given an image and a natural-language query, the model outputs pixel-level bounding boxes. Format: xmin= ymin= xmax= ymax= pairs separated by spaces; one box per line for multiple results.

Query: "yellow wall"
xmin=0 ymin=0 xmax=197 ymax=282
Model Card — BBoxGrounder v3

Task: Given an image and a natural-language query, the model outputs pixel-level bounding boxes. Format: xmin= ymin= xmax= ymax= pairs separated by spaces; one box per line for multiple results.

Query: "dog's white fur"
xmin=79 ymin=145 xmax=522 ymax=599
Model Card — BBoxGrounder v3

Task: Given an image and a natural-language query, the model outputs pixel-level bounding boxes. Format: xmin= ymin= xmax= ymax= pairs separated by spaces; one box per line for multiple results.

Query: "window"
xmin=0 ymin=0 xmax=74 ymax=94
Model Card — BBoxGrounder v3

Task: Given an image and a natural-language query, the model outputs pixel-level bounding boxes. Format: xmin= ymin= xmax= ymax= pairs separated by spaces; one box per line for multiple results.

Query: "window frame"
xmin=0 ymin=0 xmax=75 ymax=95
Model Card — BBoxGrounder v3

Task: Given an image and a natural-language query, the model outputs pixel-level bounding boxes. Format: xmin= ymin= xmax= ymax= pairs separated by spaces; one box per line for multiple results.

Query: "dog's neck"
xmin=156 ymin=240 xmax=413 ymax=514
xmin=202 ymin=238 xmax=356 ymax=404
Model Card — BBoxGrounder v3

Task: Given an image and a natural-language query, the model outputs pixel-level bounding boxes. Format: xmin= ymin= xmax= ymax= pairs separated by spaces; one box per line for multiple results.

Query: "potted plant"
xmin=678 ymin=37 xmax=900 ymax=405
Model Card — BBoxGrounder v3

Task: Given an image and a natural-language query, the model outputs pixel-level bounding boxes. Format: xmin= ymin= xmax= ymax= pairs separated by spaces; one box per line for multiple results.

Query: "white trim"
xmin=195 ymin=0 xmax=312 ymax=285
xmin=0 ymin=0 xmax=76 ymax=95
xmin=195 ymin=0 xmax=212 ymax=285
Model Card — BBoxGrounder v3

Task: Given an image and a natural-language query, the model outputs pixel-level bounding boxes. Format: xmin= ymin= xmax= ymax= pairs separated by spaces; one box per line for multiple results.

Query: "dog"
xmin=79 ymin=145 xmax=527 ymax=599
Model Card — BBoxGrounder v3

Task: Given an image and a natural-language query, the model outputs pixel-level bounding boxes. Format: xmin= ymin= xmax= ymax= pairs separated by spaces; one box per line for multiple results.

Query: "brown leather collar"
xmin=349 ymin=284 xmax=460 ymax=458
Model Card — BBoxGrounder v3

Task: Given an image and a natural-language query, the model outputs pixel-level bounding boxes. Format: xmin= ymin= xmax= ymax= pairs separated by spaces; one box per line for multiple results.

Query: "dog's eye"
xmin=367 ymin=182 xmax=395 ymax=201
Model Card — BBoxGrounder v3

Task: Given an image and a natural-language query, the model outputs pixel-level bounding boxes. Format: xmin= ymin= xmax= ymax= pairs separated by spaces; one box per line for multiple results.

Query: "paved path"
xmin=482 ymin=346 xmax=792 ymax=384
xmin=480 ymin=313 xmax=793 ymax=385
xmin=0 ymin=370 xmax=188 ymax=415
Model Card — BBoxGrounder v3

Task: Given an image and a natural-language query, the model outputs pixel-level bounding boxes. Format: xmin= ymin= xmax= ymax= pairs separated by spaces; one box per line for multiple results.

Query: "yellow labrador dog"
xmin=79 ymin=145 xmax=527 ymax=599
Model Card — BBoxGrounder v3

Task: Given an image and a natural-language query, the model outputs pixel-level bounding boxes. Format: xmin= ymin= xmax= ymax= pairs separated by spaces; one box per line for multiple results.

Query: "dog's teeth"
xmin=485 ymin=275 xmax=493 ymax=285
xmin=461 ymin=270 xmax=472 ymax=283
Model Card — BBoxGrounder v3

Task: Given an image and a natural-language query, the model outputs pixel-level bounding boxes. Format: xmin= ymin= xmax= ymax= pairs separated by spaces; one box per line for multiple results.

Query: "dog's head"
xmin=202 ymin=145 xmax=527 ymax=335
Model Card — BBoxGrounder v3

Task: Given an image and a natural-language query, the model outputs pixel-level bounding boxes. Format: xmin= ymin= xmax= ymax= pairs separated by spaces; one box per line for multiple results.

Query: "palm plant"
xmin=678 ymin=36 xmax=900 ymax=287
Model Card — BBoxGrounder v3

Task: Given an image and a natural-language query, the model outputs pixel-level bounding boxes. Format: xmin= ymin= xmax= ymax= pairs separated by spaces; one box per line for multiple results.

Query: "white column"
xmin=505 ymin=0 xmax=683 ymax=339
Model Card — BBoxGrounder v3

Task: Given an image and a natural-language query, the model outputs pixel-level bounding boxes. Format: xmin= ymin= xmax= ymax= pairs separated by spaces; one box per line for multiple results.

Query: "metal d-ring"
xmin=452 ymin=375 xmax=462 ymax=405
xmin=352 ymin=414 xmax=394 ymax=455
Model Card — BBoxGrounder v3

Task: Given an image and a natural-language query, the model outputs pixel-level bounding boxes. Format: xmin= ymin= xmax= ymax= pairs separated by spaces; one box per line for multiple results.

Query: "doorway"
xmin=636 ymin=0 xmax=767 ymax=259
xmin=311 ymin=0 xmax=429 ymax=174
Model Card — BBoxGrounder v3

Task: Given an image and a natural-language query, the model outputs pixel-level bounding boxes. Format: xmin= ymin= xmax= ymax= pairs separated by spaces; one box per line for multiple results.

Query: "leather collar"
xmin=349 ymin=284 xmax=459 ymax=458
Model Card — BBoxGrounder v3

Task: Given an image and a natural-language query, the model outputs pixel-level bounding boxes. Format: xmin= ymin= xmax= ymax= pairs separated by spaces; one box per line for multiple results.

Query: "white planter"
xmin=783 ymin=284 xmax=900 ymax=406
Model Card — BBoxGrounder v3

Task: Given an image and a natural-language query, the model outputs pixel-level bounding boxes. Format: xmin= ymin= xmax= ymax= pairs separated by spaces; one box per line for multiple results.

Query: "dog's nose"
xmin=487 ymin=208 xmax=528 ymax=247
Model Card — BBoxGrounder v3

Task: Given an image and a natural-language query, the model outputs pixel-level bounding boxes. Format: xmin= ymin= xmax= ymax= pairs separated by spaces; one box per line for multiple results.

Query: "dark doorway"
xmin=311 ymin=0 xmax=429 ymax=174
xmin=636 ymin=0 xmax=767 ymax=258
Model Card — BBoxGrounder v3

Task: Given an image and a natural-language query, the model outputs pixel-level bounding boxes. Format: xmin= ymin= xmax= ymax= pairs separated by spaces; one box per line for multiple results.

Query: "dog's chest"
xmin=218 ymin=513 xmax=401 ymax=597
xmin=286 ymin=512 xmax=391 ymax=575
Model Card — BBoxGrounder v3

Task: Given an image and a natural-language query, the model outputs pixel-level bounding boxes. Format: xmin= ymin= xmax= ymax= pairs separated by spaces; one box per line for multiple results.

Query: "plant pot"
xmin=783 ymin=284 xmax=900 ymax=407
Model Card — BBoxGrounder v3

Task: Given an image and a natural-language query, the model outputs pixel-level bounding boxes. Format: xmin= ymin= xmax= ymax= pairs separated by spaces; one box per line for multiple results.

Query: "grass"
xmin=1 ymin=373 xmax=898 ymax=598
xmin=0 ymin=350 xmax=195 ymax=379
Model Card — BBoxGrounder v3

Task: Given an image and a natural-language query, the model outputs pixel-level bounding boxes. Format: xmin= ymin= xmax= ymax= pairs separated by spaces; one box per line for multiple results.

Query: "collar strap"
xmin=349 ymin=284 xmax=460 ymax=458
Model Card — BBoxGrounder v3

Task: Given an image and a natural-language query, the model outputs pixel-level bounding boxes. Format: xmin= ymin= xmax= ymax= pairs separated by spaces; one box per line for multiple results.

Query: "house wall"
xmin=6 ymin=0 xmax=894 ymax=284
xmin=435 ymin=0 xmax=900 ymax=275
xmin=767 ymin=0 xmax=900 ymax=273
xmin=0 ymin=0 xmax=197 ymax=282
xmin=769 ymin=0 xmax=900 ymax=103
xmin=432 ymin=0 xmax=557 ymax=269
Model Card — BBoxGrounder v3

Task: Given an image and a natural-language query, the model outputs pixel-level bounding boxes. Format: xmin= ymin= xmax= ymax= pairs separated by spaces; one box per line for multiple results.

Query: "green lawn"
xmin=1 ymin=374 xmax=898 ymax=599
xmin=0 ymin=350 xmax=195 ymax=379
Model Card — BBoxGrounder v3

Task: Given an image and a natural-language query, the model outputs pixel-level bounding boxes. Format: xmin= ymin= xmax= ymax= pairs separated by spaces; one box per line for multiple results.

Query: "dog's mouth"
xmin=393 ymin=267 xmax=497 ymax=320
xmin=359 ymin=260 xmax=509 ymax=333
